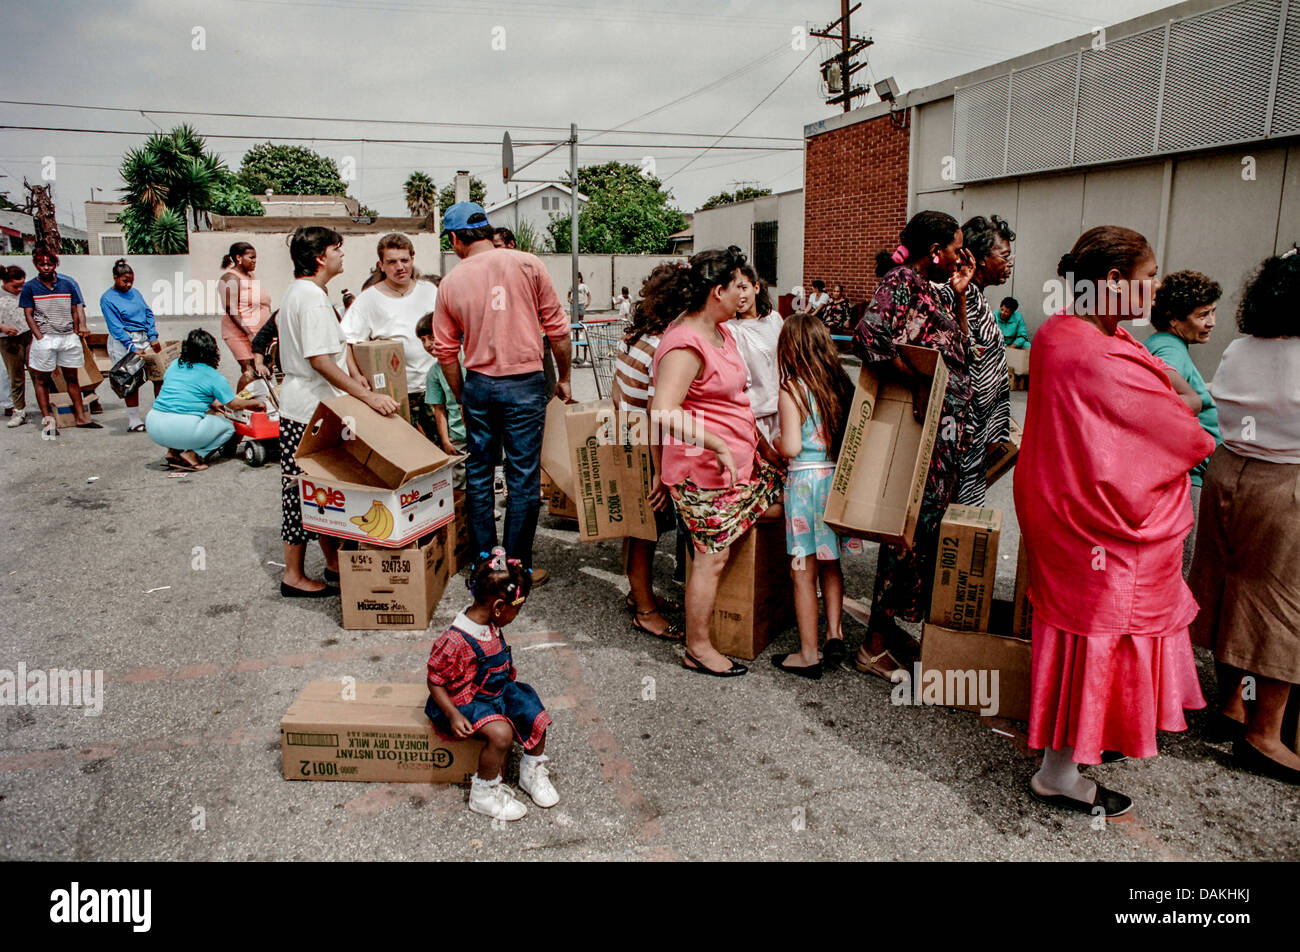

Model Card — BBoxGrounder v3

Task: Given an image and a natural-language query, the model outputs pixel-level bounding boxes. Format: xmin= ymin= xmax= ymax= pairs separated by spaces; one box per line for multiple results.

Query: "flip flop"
xmin=128 ymin=424 xmax=146 ymax=433
xmin=855 ymin=648 xmax=907 ymax=684
xmin=75 ymin=421 xmax=104 ymax=429
xmin=631 ymin=610 xmax=684 ymax=641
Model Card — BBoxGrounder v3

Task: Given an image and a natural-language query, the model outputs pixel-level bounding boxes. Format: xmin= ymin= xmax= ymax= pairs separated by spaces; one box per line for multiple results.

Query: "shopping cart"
xmin=582 ymin=319 xmax=625 ymax=399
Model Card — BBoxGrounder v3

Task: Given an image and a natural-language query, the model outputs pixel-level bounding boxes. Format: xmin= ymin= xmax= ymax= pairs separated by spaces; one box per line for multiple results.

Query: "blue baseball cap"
xmin=441 ymin=201 xmax=492 ymax=235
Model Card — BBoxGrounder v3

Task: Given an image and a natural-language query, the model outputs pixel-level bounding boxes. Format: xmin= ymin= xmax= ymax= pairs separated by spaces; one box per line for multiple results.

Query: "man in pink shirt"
xmin=433 ymin=202 xmax=572 ymax=576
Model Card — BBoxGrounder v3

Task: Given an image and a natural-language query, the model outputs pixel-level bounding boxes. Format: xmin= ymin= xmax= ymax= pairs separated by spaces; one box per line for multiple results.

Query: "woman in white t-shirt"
xmin=806 ymin=279 xmax=830 ymax=316
xmin=727 ymin=265 xmax=784 ymax=446
xmin=1188 ymin=250 xmax=1300 ymax=784
xmin=277 ymin=226 xmax=400 ymax=599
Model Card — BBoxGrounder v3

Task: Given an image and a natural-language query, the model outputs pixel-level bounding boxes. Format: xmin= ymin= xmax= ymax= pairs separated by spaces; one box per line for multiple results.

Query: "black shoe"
xmin=682 ymin=650 xmax=747 ymax=678
xmin=771 ymin=653 xmax=822 ymax=680
xmin=280 ymin=581 xmax=339 ymax=599
xmin=822 ymin=638 xmax=847 ymax=668
xmin=1206 ymin=712 xmax=1247 ymax=744
xmin=323 ymin=568 xmax=340 ymax=585
xmin=1030 ymin=782 xmax=1133 ymax=817
xmin=75 ymin=421 xmax=104 ymax=429
xmin=1233 ymin=739 xmax=1300 ymax=785
xmin=1100 ymin=750 xmax=1128 ymax=764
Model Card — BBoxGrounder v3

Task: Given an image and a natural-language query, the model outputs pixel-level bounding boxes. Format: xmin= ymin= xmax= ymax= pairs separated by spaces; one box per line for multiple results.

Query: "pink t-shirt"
xmin=652 ymin=321 xmax=756 ymax=489
xmin=432 ymin=247 xmax=568 ymax=376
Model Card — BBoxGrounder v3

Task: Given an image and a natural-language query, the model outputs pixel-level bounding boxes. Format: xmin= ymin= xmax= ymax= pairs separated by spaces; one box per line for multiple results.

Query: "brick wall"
xmin=803 ymin=114 xmax=910 ymax=311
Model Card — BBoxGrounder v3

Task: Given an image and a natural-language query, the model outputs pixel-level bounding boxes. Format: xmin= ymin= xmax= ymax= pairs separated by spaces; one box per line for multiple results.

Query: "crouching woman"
xmin=146 ymin=328 xmax=263 ymax=471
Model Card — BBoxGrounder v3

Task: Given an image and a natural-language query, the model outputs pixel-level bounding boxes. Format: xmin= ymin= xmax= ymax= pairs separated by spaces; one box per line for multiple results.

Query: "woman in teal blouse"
xmin=1144 ymin=270 xmax=1222 ymax=573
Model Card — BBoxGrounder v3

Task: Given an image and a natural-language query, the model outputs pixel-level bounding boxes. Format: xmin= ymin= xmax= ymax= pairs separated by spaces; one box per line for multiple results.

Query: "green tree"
xmin=0 ymin=191 xmax=20 ymax=212
xmin=118 ymin=124 xmax=226 ymax=253
xmin=547 ymin=161 xmax=686 ymax=254
xmin=700 ymin=186 xmax=772 ymax=210
xmin=511 ymin=219 xmax=549 ymax=253
xmin=237 ymin=143 xmax=348 ymax=196
xmin=355 ymin=203 xmax=379 ymax=218
xmin=209 ymin=169 xmax=264 ymax=217
xmin=403 ymin=171 xmax=438 ymax=217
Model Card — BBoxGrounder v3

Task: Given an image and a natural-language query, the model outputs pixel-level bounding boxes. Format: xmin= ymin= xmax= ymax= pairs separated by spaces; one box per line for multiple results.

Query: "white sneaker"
xmin=519 ymin=756 xmax=559 ymax=808
xmin=6 ymin=414 xmax=24 ymax=428
xmin=468 ymin=780 xmax=528 ymax=821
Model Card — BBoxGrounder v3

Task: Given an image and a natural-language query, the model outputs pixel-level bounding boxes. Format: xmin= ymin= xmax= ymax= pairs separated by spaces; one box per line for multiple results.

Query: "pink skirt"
xmin=1027 ymin=620 xmax=1205 ymax=764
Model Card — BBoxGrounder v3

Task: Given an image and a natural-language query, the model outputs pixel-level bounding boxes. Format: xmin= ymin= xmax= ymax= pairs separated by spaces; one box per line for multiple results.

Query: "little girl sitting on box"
xmin=425 ymin=548 xmax=557 ymax=821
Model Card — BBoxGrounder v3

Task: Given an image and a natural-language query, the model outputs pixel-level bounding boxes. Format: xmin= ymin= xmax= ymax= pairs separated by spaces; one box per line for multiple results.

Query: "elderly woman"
xmin=1189 ymin=251 xmax=1300 ymax=784
xmin=1144 ymin=270 xmax=1222 ymax=574
xmin=652 ymin=246 xmax=783 ymax=677
xmin=852 ymin=210 xmax=974 ymax=681
xmin=937 ymin=215 xmax=1014 ymax=507
xmin=1015 ymin=226 xmax=1215 ymax=817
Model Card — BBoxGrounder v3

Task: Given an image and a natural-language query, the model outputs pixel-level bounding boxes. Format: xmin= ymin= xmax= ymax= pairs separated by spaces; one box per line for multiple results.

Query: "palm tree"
xmin=118 ymin=124 xmax=228 ymax=253
xmin=403 ymin=171 xmax=437 ymax=218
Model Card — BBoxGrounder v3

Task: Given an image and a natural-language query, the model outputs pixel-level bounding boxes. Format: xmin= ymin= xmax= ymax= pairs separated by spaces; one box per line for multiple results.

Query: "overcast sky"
xmin=1 ymin=0 xmax=1175 ymax=230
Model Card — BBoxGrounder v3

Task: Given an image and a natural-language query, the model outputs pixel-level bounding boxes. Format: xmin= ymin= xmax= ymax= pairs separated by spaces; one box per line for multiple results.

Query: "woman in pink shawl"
xmin=1014 ymin=226 xmax=1215 ymax=817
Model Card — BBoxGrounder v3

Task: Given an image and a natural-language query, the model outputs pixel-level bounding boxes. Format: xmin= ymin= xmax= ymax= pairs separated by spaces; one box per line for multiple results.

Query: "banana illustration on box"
xmin=350 ymin=500 xmax=394 ymax=540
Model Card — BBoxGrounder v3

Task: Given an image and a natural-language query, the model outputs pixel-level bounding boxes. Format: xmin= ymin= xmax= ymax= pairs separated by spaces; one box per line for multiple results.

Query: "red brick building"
xmin=802 ymin=112 xmax=910 ymax=308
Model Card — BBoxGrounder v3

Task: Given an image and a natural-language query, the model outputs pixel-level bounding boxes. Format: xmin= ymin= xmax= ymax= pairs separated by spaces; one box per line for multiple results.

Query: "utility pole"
xmin=811 ymin=1 xmax=872 ymax=113
xmin=569 ymin=122 xmax=579 ymax=335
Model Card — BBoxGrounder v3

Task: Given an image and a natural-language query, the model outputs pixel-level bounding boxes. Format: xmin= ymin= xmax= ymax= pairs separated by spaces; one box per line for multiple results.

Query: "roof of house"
xmin=210 ymin=214 xmax=435 ymax=234
xmin=0 ymin=209 xmax=88 ymax=242
xmin=486 ymin=182 xmax=589 ymax=213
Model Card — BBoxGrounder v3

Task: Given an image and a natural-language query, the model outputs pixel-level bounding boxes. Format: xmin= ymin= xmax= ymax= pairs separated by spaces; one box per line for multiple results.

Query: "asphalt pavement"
xmin=1 ymin=314 xmax=1295 ymax=862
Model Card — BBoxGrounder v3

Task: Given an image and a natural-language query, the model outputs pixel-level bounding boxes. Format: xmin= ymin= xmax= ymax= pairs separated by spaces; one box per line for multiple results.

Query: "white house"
xmin=486 ymin=183 xmax=588 ymax=246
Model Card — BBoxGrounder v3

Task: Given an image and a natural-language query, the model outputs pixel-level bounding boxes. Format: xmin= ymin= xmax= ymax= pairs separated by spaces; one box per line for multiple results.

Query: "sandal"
xmin=631 ymin=609 xmax=684 ymax=641
xmin=682 ymin=650 xmax=747 ymax=678
xmin=625 ymin=594 xmax=682 ymax=614
xmin=854 ymin=647 xmax=908 ymax=684
xmin=128 ymin=423 xmax=146 ymax=433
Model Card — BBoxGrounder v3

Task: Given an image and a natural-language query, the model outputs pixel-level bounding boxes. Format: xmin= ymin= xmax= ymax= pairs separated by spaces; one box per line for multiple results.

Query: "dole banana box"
xmin=295 ymin=395 xmax=463 ymax=548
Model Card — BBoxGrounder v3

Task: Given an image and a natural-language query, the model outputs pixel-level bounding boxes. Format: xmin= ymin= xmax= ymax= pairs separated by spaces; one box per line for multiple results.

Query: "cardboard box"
xmin=541 ymin=397 xmax=576 ymax=499
xmin=352 ymin=339 xmax=411 ymax=424
xmin=49 ymin=391 xmax=100 ymax=415
xmin=566 ymin=400 xmax=657 ymax=542
xmin=930 ymin=505 xmax=1002 ymax=632
xmin=141 ymin=340 xmax=181 ymax=382
xmin=919 ymin=600 xmax=1031 ymax=721
xmin=451 ymin=489 xmax=470 ymax=571
xmin=824 ymin=344 xmax=950 ymax=547
xmin=685 ymin=519 xmax=793 ymax=660
xmin=295 ymin=395 xmax=459 ymax=548
xmin=1012 ymin=535 xmax=1033 ymax=639
xmin=1004 ymin=346 xmax=1030 ymax=377
xmin=546 ymin=479 xmax=579 ymax=521
xmin=281 ymin=681 xmax=483 ymax=783
xmin=339 ymin=525 xmax=454 ymax=630
xmin=985 ymin=417 xmax=1022 ymax=488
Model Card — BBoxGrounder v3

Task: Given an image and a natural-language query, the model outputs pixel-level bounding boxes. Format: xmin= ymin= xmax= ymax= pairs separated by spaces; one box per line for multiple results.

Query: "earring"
xmin=932 ymin=255 xmax=940 ymax=265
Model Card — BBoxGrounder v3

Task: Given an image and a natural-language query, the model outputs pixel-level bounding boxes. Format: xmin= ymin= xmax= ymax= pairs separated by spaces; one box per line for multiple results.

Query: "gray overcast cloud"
xmin=2 ymin=0 xmax=1172 ymax=228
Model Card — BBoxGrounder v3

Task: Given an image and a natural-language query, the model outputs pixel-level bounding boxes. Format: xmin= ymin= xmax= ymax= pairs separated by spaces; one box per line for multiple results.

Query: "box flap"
xmin=541 ymin=397 xmax=577 ymax=498
xmin=297 ymin=395 xmax=452 ymax=489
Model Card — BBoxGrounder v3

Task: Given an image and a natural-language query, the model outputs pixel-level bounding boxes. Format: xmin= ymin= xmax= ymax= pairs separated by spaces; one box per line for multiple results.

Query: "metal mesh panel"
xmin=1075 ymin=30 xmax=1164 ymax=165
xmin=954 ymin=75 xmax=1009 ymax=182
xmin=1271 ymin=1 xmax=1300 ymax=135
xmin=1006 ymin=56 xmax=1078 ymax=174
xmin=1160 ymin=0 xmax=1281 ymax=150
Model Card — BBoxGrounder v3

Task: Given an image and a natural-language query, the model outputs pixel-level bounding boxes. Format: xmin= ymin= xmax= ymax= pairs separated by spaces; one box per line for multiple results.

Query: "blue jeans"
xmin=462 ymin=370 xmax=545 ymax=569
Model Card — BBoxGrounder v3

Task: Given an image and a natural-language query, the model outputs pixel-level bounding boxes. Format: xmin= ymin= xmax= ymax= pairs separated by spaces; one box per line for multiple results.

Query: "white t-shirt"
xmin=1211 ymin=336 xmax=1300 ymax=463
xmin=341 ymin=281 xmax=437 ymax=394
xmin=615 ymin=296 xmax=631 ymax=319
xmin=808 ymin=291 xmax=830 ymax=312
xmin=726 ymin=312 xmax=783 ymax=440
xmin=278 ymin=280 xmax=349 ymax=425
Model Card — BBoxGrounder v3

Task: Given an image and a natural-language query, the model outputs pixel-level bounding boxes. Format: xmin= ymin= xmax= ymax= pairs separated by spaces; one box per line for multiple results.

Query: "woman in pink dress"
xmin=1013 ymin=226 xmax=1215 ymax=817
xmin=218 ymin=242 xmax=273 ymax=390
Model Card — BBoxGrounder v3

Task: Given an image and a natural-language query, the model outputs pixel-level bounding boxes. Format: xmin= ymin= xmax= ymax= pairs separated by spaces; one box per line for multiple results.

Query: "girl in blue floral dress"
xmin=771 ymin=314 xmax=861 ymax=679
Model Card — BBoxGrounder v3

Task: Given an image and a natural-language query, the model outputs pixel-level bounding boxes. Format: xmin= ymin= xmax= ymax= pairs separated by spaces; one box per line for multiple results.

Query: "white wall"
xmin=693 ymin=191 xmax=804 ymax=293
xmin=0 ymin=255 xmax=191 ymax=317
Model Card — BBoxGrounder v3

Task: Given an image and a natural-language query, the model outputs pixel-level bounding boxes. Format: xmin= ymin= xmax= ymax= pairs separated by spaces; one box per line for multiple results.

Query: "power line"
xmin=0 ymin=125 xmax=800 ymax=150
xmin=0 ymin=99 xmax=800 ymax=144
xmin=664 ymin=45 xmax=818 ymax=185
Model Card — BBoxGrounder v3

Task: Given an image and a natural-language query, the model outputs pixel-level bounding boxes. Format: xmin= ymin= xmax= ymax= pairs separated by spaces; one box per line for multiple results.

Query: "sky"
xmin=0 ymin=0 xmax=1176 ymax=230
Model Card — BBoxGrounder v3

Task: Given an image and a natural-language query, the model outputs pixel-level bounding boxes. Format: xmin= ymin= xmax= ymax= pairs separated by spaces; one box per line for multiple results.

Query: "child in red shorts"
xmin=426 ymin=548 xmax=556 ymax=821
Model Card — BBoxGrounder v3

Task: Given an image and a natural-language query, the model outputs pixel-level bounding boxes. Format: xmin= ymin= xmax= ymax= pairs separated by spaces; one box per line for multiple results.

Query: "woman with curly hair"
xmin=612 ymin=263 xmax=690 ymax=641
xmin=145 ymin=328 xmax=265 ymax=471
xmin=1143 ymin=270 xmax=1222 ymax=572
xmin=1189 ymin=250 xmax=1300 ymax=784
xmin=936 ymin=214 xmax=1015 ymax=506
xmin=651 ymin=247 xmax=783 ymax=676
